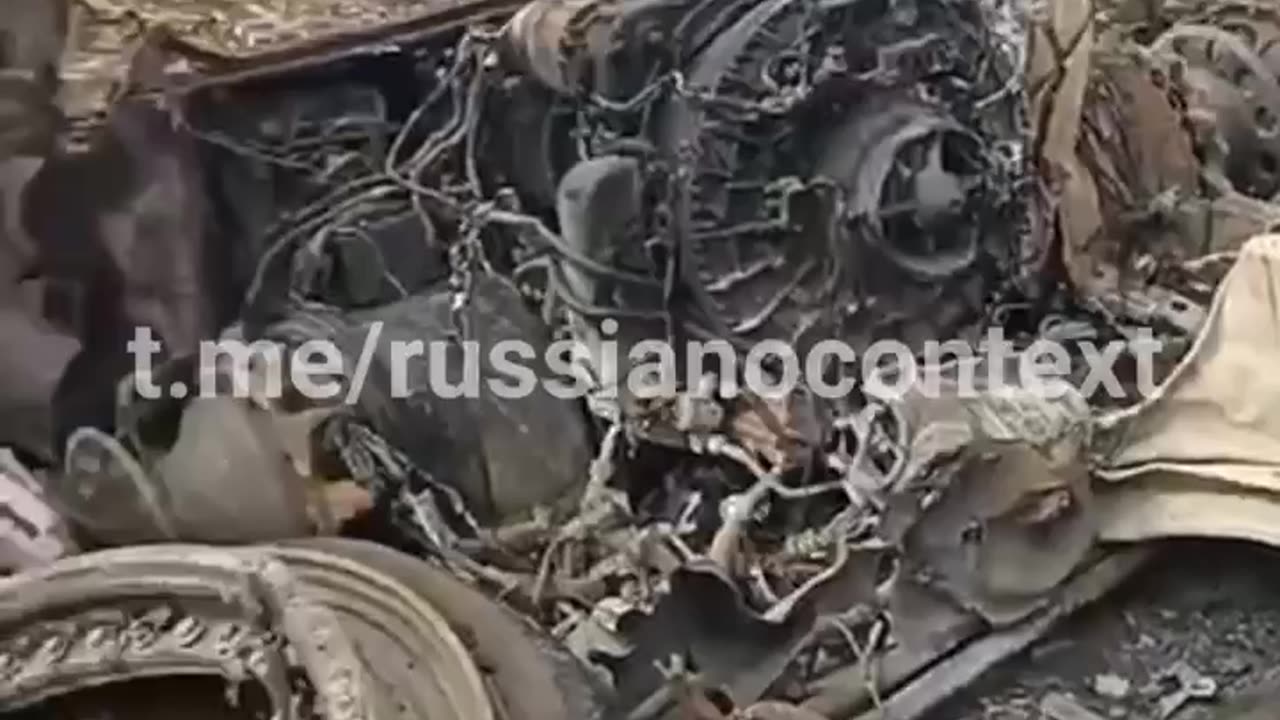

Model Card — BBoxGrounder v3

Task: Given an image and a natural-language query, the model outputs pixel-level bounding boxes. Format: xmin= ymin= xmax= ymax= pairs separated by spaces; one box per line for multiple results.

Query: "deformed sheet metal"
xmin=1095 ymin=234 xmax=1280 ymax=545
xmin=56 ymin=0 xmax=527 ymax=134
xmin=57 ymin=3 xmax=141 ymax=136
xmin=79 ymin=0 xmax=492 ymax=60
xmin=848 ymin=551 xmax=1147 ymax=720
xmin=1030 ymin=0 xmax=1104 ymax=295
xmin=1096 ymin=487 xmax=1280 ymax=546
xmin=803 ymin=550 xmax=1148 ymax=720
xmin=1097 ymin=233 xmax=1280 ymax=485
xmin=0 ymin=449 xmax=75 ymax=572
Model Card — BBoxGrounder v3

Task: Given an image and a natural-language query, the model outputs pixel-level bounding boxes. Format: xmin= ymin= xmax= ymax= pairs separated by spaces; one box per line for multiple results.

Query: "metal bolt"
xmin=216 ymin=624 xmax=245 ymax=656
xmin=174 ymin=617 xmax=205 ymax=647
xmin=85 ymin=626 xmax=111 ymax=649
xmin=40 ymin=635 xmax=68 ymax=661
xmin=126 ymin=621 xmax=158 ymax=651
xmin=219 ymin=624 xmax=241 ymax=642
xmin=328 ymin=670 xmax=360 ymax=720
xmin=245 ymin=648 xmax=272 ymax=677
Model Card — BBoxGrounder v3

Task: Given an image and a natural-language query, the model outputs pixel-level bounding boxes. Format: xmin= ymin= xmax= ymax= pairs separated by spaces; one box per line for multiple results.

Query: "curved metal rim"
xmin=0 ymin=546 xmax=300 ymax=715
xmin=260 ymin=544 xmax=497 ymax=720
xmin=855 ymin=116 xmax=984 ymax=279
xmin=0 ymin=543 xmax=495 ymax=720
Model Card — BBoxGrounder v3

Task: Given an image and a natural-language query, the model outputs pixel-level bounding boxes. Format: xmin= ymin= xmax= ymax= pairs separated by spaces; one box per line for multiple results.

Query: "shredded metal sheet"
xmin=78 ymin=0 xmax=478 ymax=58
xmin=58 ymin=4 xmax=138 ymax=137
xmin=54 ymin=0 xmax=521 ymax=134
xmin=1094 ymin=234 xmax=1280 ymax=546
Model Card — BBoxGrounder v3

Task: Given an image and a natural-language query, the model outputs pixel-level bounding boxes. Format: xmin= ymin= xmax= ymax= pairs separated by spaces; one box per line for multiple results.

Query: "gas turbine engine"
xmin=494 ymin=0 xmax=1029 ymax=390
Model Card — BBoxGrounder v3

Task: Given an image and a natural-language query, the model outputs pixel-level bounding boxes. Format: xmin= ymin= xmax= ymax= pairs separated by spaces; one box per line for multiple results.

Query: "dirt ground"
xmin=929 ymin=541 xmax=1280 ymax=720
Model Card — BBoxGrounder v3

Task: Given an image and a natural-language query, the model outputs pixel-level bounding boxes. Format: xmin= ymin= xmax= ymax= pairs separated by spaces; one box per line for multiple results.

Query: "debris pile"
xmin=2 ymin=0 xmax=1280 ymax=718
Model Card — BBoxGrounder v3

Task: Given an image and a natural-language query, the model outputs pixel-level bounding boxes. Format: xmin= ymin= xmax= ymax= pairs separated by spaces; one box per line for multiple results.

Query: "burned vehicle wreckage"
xmin=6 ymin=0 xmax=1280 ymax=718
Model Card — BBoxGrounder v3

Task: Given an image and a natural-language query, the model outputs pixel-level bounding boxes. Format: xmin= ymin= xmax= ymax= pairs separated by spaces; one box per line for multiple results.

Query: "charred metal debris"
xmin=4 ymin=0 xmax=1280 ymax=718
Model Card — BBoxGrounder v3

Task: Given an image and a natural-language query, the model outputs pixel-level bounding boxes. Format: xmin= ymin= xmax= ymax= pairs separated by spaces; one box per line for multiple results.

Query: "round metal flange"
xmin=1156 ymin=23 xmax=1280 ymax=198
xmin=257 ymin=543 xmax=497 ymax=720
xmin=275 ymin=538 xmax=607 ymax=720
xmin=819 ymin=104 xmax=986 ymax=279
xmin=653 ymin=0 xmax=1023 ymax=349
xmin=0 ymin=543 xmax=499 ymax=720
xmin=0 ymin=546 xmax=312 ymax=717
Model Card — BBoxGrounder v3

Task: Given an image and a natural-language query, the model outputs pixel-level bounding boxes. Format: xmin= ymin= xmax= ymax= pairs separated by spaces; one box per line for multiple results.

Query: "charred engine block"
xmin=495 ymin=0 xmax=1028 ymax=359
